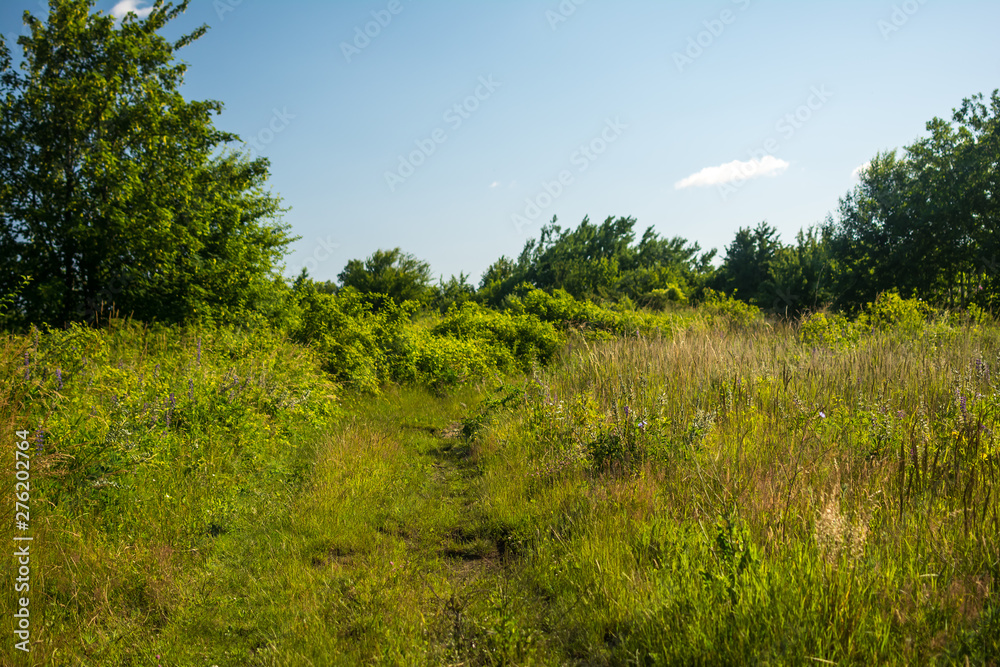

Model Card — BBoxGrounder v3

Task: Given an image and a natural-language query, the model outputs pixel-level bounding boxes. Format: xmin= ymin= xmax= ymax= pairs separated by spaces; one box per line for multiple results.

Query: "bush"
xmin=640 ymin=285 xmax=688 ymax=310
xmin=292 ymin=285 xmax=413 ymax=392
xmin=433 ymin=302 xmax=563 ymax=371
xmin=292 ymin=284 xmax=564 ymax=392
xmin=858 ymin=290 xmax=934 ymax=336
xmin=798 ymin=311 xmax=860 ymax=348
xmin=700 ymin=288 xmax=762 ymax=329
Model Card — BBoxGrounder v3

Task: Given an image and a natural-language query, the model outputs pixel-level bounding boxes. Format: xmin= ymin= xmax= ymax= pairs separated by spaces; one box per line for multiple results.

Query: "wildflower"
xmin=55 ymin=368 xmax=63 ymax=390
xmin=637 ymin=420 xmax=648 ymax=430
xmin=24 ymin=352 xmax=29 ymax=381
xmin=624 ymin=406 xmax=630 ymax=417
xmin=188 ymin=378 xmax=194 ymax=401
xmin=818 ymin=411 xmax=826 ymax=419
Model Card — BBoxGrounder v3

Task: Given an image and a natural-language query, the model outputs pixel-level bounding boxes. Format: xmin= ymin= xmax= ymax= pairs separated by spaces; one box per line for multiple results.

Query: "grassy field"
xmin=2 ymin=308 xmax=999 ymax=664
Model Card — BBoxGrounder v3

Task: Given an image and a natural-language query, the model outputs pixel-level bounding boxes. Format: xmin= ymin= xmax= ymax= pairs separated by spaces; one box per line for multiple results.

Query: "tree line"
xmin=1 ymin=0 xmax=997 ymax=329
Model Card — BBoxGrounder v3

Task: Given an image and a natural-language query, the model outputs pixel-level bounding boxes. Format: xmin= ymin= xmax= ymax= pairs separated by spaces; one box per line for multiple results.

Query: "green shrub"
xmin=433 ymin=301 xmax=563 ymax=371
xmin=292 ymin=285 xmax=412 ymax=392
xmin=858 ymin=290 xmax=934 ymax=335
xmin=700 ymin=288 xmax=762 ymax=329
xmin=641 ymin=285 xmax=688 ymax=310
xmin=293 ymin=284 xmax=563 ymax=391
xmin=798 ymin=310 xmax=860 ymax=348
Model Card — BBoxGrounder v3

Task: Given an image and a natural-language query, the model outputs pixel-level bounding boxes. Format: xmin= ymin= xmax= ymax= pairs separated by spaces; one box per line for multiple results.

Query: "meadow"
xmin=2 ymin=293 xmax=998 ymax=665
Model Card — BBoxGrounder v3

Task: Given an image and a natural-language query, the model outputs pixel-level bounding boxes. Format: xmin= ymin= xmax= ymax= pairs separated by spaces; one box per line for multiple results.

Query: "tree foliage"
xmin=337 ymin=247 xmax=433 ymax=305
xmin=0 ymin=0 xmax=295 ymax=327
xmin=479 ymin=215 xmax=715 ymax=306
xmin=831 ymin=90 xmax=1000 ymax=310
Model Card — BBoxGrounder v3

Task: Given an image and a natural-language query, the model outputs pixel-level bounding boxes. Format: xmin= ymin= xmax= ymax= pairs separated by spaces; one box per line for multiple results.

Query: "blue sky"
xmin=3 ymin=1 xmax=999 ymax=284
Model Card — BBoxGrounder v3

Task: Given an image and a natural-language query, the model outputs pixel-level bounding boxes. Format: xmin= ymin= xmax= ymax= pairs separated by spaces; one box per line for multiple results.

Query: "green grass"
xmin=3 ymin=304 xmax=999 ymax=664
xmin=468 ymin=323 xmax=1000 ymax=664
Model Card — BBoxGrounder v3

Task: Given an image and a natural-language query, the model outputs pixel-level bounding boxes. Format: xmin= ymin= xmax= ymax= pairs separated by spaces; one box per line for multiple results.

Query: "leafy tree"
xmin=431 ymin=272 xmax=475 ymax=313
xmin=831 ymin=90 xmax=999 ymax=310
xmin=625 ymin=226 xmax=716 ymax=299
xmin=717 ymin=221 xmax=780 ymax=305
xmin=517 ymin=215 xmax=633 ymax=300
xmin=337 ymin=248 xmax=433 ymax=306
xmin=477 ymin=255 xmax=518 ymax=307
xmin=481 ymin=215 xmax=715 ymax=305
xmin=0 ymin=0 xmax=296 ymax=327
xmin=752 ymin=227 xmax=833 ymax=315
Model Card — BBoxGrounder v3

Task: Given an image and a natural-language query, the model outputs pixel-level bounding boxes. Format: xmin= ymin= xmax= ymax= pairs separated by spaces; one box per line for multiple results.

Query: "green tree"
xmin=718 ymin=221 xmax=780 ymax=305
xmin=431 ymin=272 xmax=475 ymax=313
xmin=0 ymin=0 xmax=295 ymax=327
xmin=337 ymin=248 xmax=433 ymax=306
xmin=755 ymin=227 xmax=833 ymax=316
xmin=487 ymin=215 xmax=715 ymax=305
xmin=477 ymin=255 xmax=518 ymax=307
xmin=831 ymin=90 xmax=1000 ymax=310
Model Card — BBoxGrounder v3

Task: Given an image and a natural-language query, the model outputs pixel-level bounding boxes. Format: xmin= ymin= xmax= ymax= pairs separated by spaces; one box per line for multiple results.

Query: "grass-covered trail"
xmin=164 ymin=385 xmax=533 ymax=665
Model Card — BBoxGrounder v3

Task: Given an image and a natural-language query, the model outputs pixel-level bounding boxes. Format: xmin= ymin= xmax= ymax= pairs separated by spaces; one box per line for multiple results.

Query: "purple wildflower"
xmin=624 ymin=406 xmax=630 ymax=418
xmin=188 ymin=379 xmax=194 ymax=401
xmin=24 ymin=352 xmax=30 ymax=381
xmin=56 ymin=368 xmax=63 ymax=390
xmin=818 ymin=411 xmax=826 ymax=419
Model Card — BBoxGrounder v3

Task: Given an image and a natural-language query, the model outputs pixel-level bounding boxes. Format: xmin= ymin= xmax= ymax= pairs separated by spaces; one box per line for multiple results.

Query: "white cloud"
xmin=674 ymin=155 xmax=790 ymax=189
xmin=489 ymin=181 xmax=500 ymax=188
xmin=851 ymin=161 xmax=871 ymax=179
xmin=111 ymin=0 xmax=155 ymax=19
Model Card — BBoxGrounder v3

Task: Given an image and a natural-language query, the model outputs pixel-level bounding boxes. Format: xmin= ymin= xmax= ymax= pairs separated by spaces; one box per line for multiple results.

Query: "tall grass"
xmin=471 ymin=318 xmax=1000 ymax=663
